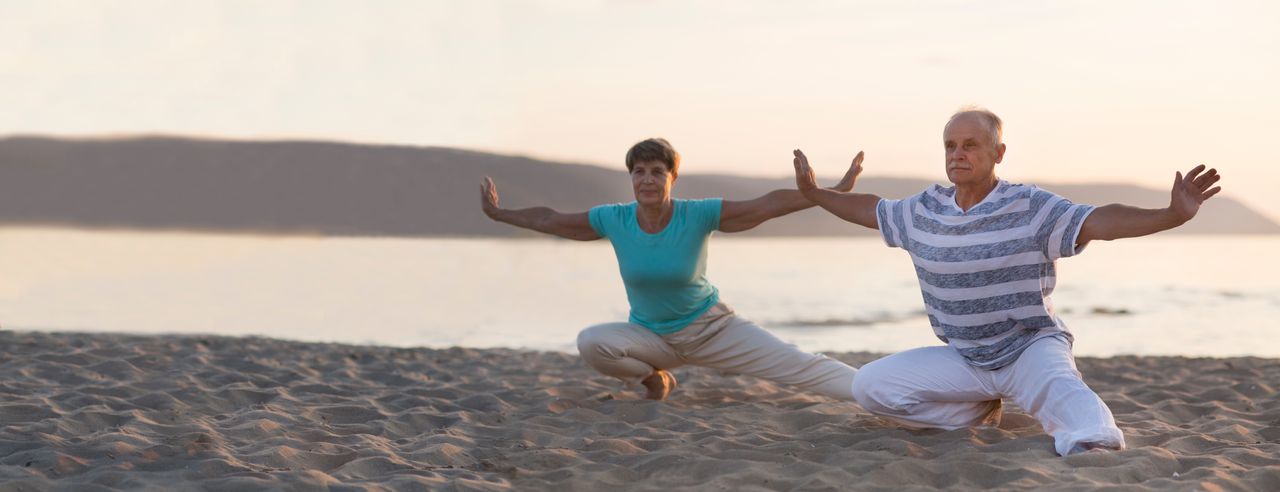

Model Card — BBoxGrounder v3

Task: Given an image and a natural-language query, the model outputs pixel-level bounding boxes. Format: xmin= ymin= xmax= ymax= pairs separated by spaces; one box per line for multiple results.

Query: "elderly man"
xmin=792 ymin=107 xmax=1222 ymax=456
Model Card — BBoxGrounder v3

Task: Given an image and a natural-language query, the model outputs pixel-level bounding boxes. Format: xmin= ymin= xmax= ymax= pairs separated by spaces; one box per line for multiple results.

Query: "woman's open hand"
xmin=480 ymin=176 xmax=501 ymax=219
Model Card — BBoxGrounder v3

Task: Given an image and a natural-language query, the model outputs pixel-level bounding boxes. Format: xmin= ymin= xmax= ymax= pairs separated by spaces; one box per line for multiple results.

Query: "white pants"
xmin=850 ymin=335 xmax=1125 ymax=456
xmin=577 ymin=303 xmax=858 ymax=401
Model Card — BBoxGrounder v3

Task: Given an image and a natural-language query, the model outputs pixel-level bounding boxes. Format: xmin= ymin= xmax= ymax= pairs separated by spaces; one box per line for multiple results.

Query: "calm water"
xmin=1 ymin=228 xmax=1277 ymax=357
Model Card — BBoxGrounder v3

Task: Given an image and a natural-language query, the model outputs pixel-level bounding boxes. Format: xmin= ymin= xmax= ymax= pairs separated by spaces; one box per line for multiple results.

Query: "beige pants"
xmin=576 ymin=302 xmax=858 ymax=401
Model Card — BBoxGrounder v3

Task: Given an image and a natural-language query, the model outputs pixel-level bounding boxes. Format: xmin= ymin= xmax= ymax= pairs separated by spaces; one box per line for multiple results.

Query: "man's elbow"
xmin=1079 ymin=224 xmax=1123 ymax=242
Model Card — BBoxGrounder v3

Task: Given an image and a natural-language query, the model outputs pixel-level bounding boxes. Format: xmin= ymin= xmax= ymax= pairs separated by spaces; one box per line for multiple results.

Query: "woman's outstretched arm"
xmin=480 ymin=177 xmax=601 ymax=241
xmin=718 ymin=151 xmax=865 ymax=233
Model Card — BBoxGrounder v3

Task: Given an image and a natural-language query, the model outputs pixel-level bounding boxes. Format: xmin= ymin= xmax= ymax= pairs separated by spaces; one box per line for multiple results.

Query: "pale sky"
xmin=3 ymin=0 xmax=1277 ymax=221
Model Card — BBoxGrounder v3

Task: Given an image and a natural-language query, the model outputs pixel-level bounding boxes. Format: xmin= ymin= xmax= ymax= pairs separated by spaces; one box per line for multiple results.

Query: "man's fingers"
xmin=1204 ymin=186 xmax=1222 ymax=200
xmin=1184 ymin=164 xmax=1206 ymax=183
xmin=1199 ymin=170 xmax=1220 ymax=189
xmin=793 ymin=156 xmax=811 ymax=175
xmin=1192 ymin=168 xmax=1217 ymax=188
xmin=793 ymin=149 xmax=809 ymax=167
xmin=852 ymin=150 xmax=864 ymax=167
xmin=1201 ymin=173 xmax=1222 ymax=191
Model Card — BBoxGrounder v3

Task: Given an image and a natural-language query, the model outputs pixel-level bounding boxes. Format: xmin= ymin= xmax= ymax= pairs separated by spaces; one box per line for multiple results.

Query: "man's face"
xmin=943 ymin=114 xmax=1005 ymax=186
xmin=630 ymin=160 xmax=675 ymax=206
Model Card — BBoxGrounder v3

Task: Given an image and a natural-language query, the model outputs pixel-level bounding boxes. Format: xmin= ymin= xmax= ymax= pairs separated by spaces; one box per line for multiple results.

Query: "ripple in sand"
xmin=412 ymin=443 xmax=477 ymax=467
xmin=0 ymin=403 xmax=58 ymax=425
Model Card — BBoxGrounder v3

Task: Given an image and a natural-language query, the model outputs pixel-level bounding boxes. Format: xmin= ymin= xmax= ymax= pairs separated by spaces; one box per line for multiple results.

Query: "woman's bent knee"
xmin=576 ymin=326 xmax=599 ymax=353
xmin=576 ymin=324 xmax=620 ymax=354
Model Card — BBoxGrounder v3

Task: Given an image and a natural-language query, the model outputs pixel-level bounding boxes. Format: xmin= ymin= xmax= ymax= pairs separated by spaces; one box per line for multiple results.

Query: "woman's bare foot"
xmin=641 ymin=369 xmax=677 ymax=400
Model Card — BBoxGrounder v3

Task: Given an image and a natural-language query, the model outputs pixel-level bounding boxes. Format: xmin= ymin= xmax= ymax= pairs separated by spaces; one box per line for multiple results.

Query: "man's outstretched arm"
xmin=1077 ymin=165 xmax=1222 ymax=244
xmin=792 ymin=149 xmax=881 ymax=230
xmin=719 ymin=151 xmax=865 ymax=233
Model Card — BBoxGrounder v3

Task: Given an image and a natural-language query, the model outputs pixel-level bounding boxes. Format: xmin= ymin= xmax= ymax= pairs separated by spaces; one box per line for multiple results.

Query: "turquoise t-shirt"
xmin=588 ymin=198 xmax=722 ymax=335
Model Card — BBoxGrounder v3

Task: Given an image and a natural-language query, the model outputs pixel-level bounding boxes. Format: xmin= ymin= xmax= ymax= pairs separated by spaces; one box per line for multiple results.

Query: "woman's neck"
xmin=636 ymin=200 xmax=674 ymax=233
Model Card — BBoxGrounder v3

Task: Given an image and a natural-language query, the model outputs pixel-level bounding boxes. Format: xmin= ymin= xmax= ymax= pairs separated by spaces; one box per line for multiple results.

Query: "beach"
xmin=0 ymin=331 xmax=1277 ymax=490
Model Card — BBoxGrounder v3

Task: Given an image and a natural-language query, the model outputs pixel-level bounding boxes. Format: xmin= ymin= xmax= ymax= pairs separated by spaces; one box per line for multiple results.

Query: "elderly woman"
xmin=481 ymin=138 xmax=861 ymax=401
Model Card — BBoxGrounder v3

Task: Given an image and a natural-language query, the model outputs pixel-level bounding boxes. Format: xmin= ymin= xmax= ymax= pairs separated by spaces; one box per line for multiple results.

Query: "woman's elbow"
xmin=719 ymin=217 xmax=763 ymax=233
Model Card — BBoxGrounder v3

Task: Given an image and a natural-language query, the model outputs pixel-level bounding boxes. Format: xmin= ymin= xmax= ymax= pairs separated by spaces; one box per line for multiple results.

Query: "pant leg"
xmin=666 ymin=311 xmax=859 ymax=401
xmin=851 ymin=346 xmax=1003 ymax=429
xmin=576 ymin=322 xmax=685 ymax=387
xmin=996 ymin=335 xmax=1125 ymax=456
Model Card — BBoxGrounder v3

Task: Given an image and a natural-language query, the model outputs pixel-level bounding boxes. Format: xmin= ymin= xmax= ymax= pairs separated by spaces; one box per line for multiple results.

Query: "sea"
xmin=1 ymin=228 xmax=1276 ymax=358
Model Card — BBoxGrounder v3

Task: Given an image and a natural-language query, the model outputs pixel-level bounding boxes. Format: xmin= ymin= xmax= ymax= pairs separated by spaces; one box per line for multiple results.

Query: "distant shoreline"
xmin=2 ymin=223 xmax=1277 ymax=240
xmin=2 ymin=136 xmax=1276 ymax=236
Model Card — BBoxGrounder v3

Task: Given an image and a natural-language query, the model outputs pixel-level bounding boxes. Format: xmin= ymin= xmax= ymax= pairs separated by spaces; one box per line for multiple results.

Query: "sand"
xmin=0 ymin=331 xmax=1277 ymax=491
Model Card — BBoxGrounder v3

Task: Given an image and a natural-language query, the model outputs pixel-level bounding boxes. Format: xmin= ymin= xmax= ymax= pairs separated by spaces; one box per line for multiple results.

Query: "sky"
xmin=3 ymin=0 xmax=1277 ymax=222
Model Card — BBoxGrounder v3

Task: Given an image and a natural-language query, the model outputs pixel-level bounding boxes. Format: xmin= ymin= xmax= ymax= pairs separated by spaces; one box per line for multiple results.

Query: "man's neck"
xmin=954 ymin=177 xmax=999 ymax=212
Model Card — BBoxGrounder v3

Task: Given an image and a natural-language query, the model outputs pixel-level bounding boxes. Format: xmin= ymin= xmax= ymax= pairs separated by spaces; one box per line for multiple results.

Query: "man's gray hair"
xmin=948 ymin=106 xmax=1003 ymax=146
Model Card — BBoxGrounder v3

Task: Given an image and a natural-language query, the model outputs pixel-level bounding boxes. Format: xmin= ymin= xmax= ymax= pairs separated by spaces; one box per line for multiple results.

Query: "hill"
xmin=1 ymin=136 xmax=1274 ymax=237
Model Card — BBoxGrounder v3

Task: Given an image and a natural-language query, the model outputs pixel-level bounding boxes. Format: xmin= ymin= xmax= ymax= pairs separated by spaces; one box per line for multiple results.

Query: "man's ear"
xmin=995 ymin=143 xmax=1007 ymax=164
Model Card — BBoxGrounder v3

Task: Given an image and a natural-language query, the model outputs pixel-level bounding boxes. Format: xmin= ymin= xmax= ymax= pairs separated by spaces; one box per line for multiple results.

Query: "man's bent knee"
xmin=850 ymin=360 xmax=903 ymax=414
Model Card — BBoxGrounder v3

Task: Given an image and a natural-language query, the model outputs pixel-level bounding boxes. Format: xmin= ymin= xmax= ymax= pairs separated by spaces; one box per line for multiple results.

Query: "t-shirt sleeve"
xmin=876 ymin=198 xmax=908 ymax=249
xmin=588 ymin=204 xmax=615 ymax=238
xmin=1035 ymin=190 xmax=1095 ymax=261
xmin=690 ymin=198 xmax=723 ymax=233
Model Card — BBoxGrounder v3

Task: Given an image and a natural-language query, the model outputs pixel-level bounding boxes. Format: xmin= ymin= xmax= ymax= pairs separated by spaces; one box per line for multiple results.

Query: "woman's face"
xmin=630 ymin=160 xmax=676 ymax=207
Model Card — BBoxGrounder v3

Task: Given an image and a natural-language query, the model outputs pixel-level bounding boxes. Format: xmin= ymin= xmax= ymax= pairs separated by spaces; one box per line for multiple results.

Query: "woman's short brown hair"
xmin=625 ymin=138 xmax=680 ymax=175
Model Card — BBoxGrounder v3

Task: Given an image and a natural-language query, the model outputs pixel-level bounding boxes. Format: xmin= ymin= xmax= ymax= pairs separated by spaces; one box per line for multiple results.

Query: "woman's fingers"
xmin=481 ymin=176 xmax=499 ymax=207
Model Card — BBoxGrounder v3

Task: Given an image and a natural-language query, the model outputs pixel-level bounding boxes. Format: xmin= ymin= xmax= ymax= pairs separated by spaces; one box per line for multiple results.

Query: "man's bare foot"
xmin=1069 ymin=442 xmax=1122 ymax=455
xmin=641 ymin=369 xmax=677 ymax=400
xmin=978 ymin=399 xmax=1003 ymax=427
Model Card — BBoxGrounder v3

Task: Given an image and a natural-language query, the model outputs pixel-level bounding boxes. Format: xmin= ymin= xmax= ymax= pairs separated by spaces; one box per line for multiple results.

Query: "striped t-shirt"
xmin=876 ymin=180 xmax=1094 ymax=370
